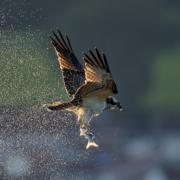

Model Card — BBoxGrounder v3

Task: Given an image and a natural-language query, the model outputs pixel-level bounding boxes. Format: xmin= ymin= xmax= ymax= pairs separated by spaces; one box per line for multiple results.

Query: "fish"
xmin=79 ymin=123 xmax=99 ymax=149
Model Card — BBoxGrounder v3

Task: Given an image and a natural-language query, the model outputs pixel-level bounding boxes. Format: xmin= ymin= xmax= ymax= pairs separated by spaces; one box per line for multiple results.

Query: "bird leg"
xmin=78 ymin=110 xmax=99 ymax=149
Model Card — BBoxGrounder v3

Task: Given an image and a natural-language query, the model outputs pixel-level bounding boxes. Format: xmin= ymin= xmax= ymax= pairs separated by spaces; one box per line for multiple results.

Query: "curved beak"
xmin=117 ymin=102 xmax=123 ymax=111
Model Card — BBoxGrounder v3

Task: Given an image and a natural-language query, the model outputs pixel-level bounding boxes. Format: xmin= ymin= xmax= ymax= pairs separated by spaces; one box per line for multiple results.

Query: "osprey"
xmin=45 ymin=30 xmax=122 ymax=149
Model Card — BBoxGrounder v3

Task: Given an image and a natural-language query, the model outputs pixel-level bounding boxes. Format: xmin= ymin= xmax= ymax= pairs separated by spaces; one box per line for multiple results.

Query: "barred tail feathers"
xmin=48 ymin=102 xmax=73 ymax=111
xmin=45 ymin=99 xmax=81 ymax=111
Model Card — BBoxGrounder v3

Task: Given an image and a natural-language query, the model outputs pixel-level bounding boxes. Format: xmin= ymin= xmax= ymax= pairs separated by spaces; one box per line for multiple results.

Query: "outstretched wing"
xmin=84 ymin=48 xmax=118 ymax=93
xmin=50 ymin=30 xmax=85 ymax=97
xmin=75 ymin=48 xmax=118 ymax=98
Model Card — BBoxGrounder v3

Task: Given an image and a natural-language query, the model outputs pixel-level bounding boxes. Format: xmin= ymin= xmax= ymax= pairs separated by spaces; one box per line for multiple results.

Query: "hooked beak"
xmin=117 ymin=102 xmax=123 ymax=111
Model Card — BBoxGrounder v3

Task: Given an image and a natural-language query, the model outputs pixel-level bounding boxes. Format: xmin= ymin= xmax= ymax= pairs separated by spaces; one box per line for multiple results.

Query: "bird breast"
xmin=83 ymin=97 xmax=106 ymax=115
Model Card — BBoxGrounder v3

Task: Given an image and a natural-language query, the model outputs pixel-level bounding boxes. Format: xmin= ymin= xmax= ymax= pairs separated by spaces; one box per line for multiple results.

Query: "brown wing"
xmin=74 ymin=81 xmax=104 ymax=98
xmin=74 ymin=48 xmax=118 ymax=99
xmin=50 ymin=30 xmax=85 ymax=97
xmin=83 ymin=48 xmax=112 ymax=83
xmin=84 ymin=48 xmax=118 ymax=93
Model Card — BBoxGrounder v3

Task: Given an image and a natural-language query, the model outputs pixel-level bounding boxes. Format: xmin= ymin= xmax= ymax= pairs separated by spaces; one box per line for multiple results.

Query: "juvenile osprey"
xmin=45 ymin=30 xmax=122 ymax=149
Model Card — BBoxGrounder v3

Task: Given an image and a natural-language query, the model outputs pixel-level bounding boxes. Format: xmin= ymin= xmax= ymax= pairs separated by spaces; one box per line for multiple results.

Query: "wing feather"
xmin=50 ymin=30 xmax=85 ymax=97
xmin=74 ymin=48 xmax=118 ymax=99
xmin=74 ymin=82 xmax=103 ymax=97
xmin=84 ymin=48 xmax=112 ymax=83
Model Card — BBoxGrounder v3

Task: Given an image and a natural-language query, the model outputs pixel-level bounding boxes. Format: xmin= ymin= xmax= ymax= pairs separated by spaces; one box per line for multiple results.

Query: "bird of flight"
xmin=44 ymin=30 xmax=122 ymax=149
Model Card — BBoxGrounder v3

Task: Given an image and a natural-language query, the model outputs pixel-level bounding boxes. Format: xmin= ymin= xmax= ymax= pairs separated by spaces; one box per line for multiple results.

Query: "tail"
xmin=44 ymin=101 xmax=75 ymax=111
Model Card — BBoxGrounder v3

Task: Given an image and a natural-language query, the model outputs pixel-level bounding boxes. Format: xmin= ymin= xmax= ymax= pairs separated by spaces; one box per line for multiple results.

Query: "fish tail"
xmin=86 ymin=141 xmax=99 ymax=149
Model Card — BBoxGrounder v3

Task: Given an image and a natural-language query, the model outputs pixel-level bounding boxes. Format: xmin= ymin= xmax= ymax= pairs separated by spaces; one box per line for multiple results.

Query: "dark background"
xmin=0 ymin=0 xmax=180 ymax=179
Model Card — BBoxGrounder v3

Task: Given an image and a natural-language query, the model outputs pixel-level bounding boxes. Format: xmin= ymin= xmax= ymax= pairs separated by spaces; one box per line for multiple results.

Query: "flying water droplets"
xmin=5 ymin=155 xmax=30 ymax=176
xmin=0 ymin=1 xmax=101 ymax=179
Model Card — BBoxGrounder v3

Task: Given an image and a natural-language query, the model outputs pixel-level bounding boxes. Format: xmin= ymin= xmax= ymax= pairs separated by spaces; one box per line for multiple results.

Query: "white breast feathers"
xmin=83 ymin=97 xmax=106 ymax=116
